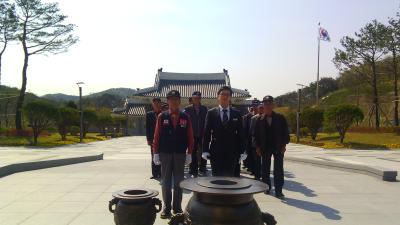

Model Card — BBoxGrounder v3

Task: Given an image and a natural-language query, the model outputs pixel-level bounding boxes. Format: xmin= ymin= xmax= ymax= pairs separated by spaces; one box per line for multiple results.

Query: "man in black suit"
xmin=202 ymin=86 xmax=246 ymax=177
xmin=184 ymin=91 xmax=208 ymax=177
xmin=145 ymin=97 xmax=162 ymax=179
xmin=254 ymin=96 xmax=290 ymax=199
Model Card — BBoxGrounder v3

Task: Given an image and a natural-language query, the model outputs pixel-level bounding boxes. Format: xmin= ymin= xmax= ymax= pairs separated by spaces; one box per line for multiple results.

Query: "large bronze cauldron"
xmin=174 ymin=177 xmax=276 ymax=225
xmin=109 ymin=189 xmax=162 ymax=225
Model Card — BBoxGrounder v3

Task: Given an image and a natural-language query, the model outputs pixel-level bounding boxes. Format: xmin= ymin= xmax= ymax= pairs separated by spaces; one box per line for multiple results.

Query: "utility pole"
xmin=76 ymin=82 xmax=84 ymax=143
xmin=125 ymin=99 xmax=129 ymax=136
xmin=296 ymin=84 xmax=306 ymax=143
xmin=316 ymin=32 xmax=321 ymax=106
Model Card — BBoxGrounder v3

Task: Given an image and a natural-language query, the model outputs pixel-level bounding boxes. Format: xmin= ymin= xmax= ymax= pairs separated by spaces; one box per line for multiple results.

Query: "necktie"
xmin=222 ymin=109 xmax=228 ymax=124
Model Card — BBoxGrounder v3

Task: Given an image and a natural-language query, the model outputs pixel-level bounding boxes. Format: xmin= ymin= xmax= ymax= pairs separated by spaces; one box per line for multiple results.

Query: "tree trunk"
xmin=339 ymin=129 xmax=345 ymax=143
xmin=393 ymin=51 xmax=399 ymax=126
xmin=15 ymin=52 xmax=28 ymax=132
xmin=16 ymin=21 xmax=29 ymax=132
xmin=0 ymin=54 xmax=2 ymax=86
xmin=4 ymin=98 xmax=9 ymax=127
xmin=311 ymin=132 xmax=317 ymax=140
xmin=0 ymin=41 xmax=7 ymax=86
xmin=83 ymin=123 xmax=88 ymax=138
xmin=33 ymin=130 xmax=38 ymax=145
xmin=372 ymin=62 xmax=380 ymax=129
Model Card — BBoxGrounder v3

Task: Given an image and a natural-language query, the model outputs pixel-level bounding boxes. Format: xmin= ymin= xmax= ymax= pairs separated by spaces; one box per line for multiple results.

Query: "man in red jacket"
xmin=152 ymin=90 xmax=194 ymax=219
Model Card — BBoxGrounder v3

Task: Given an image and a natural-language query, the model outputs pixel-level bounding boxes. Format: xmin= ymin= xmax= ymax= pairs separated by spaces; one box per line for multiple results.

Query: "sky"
xmin=1 ymin=0 xmax=399 ymax=99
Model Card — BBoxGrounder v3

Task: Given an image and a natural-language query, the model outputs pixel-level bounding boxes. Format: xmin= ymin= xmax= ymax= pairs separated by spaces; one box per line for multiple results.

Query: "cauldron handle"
xmin=109 ymin=198 xmax=119 ymax=213
xmin=261 ymin=212 xmax=277 ymax=225
xmin=152 ymin=198 xmax=162 ymax=213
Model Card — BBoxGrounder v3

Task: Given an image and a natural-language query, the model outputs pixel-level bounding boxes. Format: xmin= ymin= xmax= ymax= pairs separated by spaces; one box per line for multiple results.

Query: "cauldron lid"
xmin=112 ymin=188 xmax=159 ymax=201
xmin=180 ymin=177 xmax=267 ymax=195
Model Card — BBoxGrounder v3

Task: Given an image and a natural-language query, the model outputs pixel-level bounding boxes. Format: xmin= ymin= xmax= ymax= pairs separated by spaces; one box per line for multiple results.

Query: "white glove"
xmin=202 ymin=152 xmax=210 ymax=160
xmin=153 ymin=154 xmax=161 ymax=165
xmin=239 ymin=153 xmax=247 ymax=162
xmin=185 ymin=154 xmax=192 ymax=166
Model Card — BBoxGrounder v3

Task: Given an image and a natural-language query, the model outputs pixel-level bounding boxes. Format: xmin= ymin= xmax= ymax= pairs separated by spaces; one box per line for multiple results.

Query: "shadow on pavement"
xmin=283 ymin=179 xmax=317 ymax=197
xmin=281 ymin=197 xmax=341 ymax=220
xmin=284 ymin=171 xmax=296 ymax=178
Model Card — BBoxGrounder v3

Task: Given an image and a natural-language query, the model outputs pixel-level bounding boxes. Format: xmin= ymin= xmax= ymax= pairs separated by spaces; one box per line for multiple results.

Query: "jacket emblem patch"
xmin=163 ymin=119 xmax=169 ymax=126
xmin=179 ymin=119 xmax=187 ymax=128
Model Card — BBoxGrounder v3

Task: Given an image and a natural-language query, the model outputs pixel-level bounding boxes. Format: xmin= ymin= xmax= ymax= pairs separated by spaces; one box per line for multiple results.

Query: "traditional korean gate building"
xmin=112 ymin=68 xmax=252 ymax=135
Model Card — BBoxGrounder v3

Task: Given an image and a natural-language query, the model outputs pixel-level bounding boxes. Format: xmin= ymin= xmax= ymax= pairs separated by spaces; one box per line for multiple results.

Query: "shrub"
xmin=324 ymin=104 xmax=364 ymax=143
xmin=3 ymin=128 xmax=33 ymax=137
xmin=56 ymin=107 xmax=79 ymax=141
xmin=301 ymin=108 xmax=324 ymax=140
xmin=83 ymin=109 xmax=98 ymax=137
xmin=393 ymin=126 xmax=400 ymax=136
xmin=299 ymin=127 xmax=309 ymax=137
xmin=70 ymin=126 xmax=80 ymax=136
xmin=23 ymin=101 xmax=58 ymax=145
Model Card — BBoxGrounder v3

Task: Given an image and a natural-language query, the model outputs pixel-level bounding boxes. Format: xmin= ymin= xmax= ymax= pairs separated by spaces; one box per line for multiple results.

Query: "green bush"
xmin=324 ymin=104 xmax=364 ymax=143
xmin=301 ymin=108 xmax=324 ymax=140
xmin=83 ymin=109 xmax=98 ymax=138
xmin=393 ymin=126 xmax=400 ymax=136
xmin=300 ymin=127 xmax=309 ymax=137
xmin=24 ymin=101 xmax=58 ymax=145
xmin=70 ymin=126 xmax=80 ymax=136
xmin=56 ymin=107 xmax=79 ymax=141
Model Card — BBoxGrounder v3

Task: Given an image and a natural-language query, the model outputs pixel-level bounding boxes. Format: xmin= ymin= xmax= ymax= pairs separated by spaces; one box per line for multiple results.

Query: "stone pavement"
xmin=0 ymin=137 xmax=399 ymax=225
xmin=287 ymin=143 xmax=400 ymax=181
xmin=0 ymin=142 xmax=105 ymax=178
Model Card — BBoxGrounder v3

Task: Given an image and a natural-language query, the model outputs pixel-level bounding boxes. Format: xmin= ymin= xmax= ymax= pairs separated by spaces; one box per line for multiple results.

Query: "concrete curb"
xmin=286 ymin=156 xmax=398 ymax=182
xmin=0 ymin=153 xmax=104 ymax=178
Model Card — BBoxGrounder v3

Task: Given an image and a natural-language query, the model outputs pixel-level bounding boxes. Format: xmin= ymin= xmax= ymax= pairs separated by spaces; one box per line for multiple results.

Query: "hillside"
xmin=42 ymin=88 xmax=137 ymax=102
xmin=41 ymin=93 xmax=78 ymax=102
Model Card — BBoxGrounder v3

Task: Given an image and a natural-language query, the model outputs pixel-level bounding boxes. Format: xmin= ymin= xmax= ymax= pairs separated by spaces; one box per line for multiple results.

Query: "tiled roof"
xmin=134 ymin=71 xmax=251 ymax=99
xmin=115 ymin=102 xmax=168 ymax=116
xmin=124 ymin=105 xmax=146 ymax=116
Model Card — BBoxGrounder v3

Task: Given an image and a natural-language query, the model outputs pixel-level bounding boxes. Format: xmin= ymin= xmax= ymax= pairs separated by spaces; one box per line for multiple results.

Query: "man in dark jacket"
xmin=254 ymin=95 xmax=290 ymax=199
xmin=184 ymin=91 xmax=208 ymax=177
xmin=202 ymin=86 xmax=246 ymax=177
xmin=152 ymin=90 xmax=194 ymax=219
xmin=243 ymin=99 xmax=260 ymax=176
xmin=145 ymin=97 xmax=162 ymax=179
xmin=249 ymin=102 xmax=264 ymax=180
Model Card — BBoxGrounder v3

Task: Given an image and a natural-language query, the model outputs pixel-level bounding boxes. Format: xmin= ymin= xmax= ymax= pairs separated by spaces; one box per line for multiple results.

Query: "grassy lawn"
xmin=0 ymin=133 xmax=109 ymax=147
xmin=291 ymin=132 xmax=400 ymax=149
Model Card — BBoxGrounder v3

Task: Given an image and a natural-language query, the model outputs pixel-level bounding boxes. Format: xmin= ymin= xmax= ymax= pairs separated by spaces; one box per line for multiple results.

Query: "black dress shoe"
xmin=173 ymin=208 xmax=183 ymax=214
xmin=275 ymin=192 xmax=285 ymax=199
xmin=264 ymin=184 xmax=272 ymax=195
xmin=149 ymin=176 xmax=155 ymax=179
xmin=160 ymin=209 xmax=172 ymax=219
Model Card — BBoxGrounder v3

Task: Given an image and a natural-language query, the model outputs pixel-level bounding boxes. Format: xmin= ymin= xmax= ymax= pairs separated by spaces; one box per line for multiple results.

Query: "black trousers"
xmin=190 ymin=137 xmax=205 ymax=175
xmin=210 ymin=152 xmax=237 ymax=177
xmin=234 ymin=162 xmax=241 ymax=177
xmin=245 ymin=146 xmax=255 ymax=173
xmin=261 ymin=151 xmax=284 ymax=193
xmin=150 ymin=149 xmax=161 ymax=177
xmin=252 ymin=148 xmax=261 ymax=180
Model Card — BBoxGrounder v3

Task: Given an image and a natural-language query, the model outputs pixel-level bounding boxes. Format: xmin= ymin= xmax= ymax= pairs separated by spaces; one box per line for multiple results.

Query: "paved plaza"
xmin=0 ymin=137 xmax=399 ymax=225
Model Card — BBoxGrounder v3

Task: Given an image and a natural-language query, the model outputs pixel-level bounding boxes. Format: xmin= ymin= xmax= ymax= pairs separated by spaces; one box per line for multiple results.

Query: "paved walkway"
xmin=287 ymin=143 xmax=400 ymax=174
xmin=0 ymin=137 xmax=399 ymax=225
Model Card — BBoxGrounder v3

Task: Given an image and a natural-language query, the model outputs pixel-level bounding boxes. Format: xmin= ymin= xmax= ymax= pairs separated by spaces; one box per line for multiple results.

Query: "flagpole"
xmin=316 ymin=24 xmax=321 ymax=107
